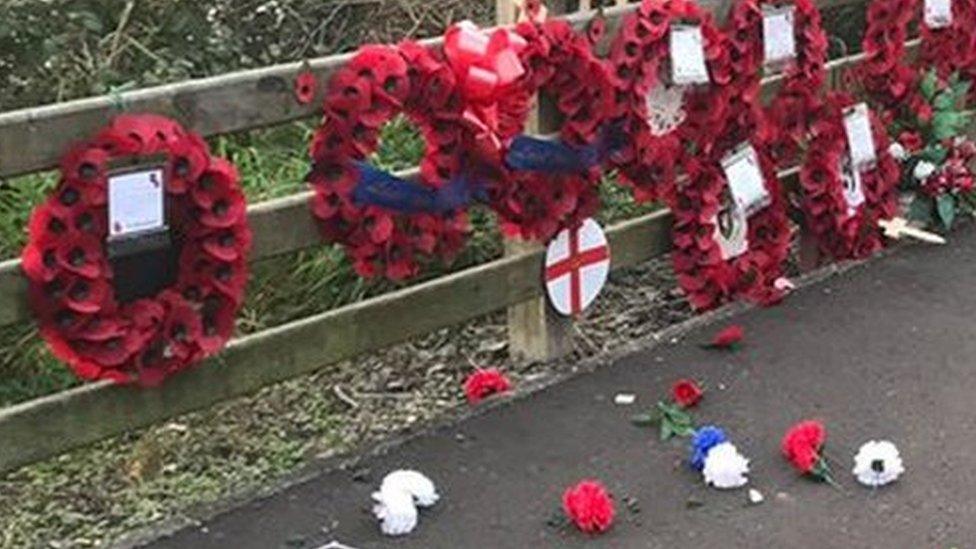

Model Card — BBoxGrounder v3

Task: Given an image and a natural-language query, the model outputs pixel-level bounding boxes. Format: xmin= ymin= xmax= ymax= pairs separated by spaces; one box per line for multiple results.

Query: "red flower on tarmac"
xmin=782 ymin=419 xmax=838 ymax=485
xmin=671 ymin=379 xmax=703 ymax=408
xmin=562 ymin=479 xmax=614 ymax=534
xmin=709 ymin=325 xmax=744 ymax=349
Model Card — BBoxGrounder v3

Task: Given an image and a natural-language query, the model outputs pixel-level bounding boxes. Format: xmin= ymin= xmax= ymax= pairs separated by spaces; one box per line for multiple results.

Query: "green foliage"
xmin=632 ymin=401 xmax=696 ymax=441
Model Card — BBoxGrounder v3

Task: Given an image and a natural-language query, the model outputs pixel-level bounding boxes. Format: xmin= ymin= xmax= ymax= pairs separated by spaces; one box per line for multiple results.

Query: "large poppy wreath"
xmin=671 ymin=97 xmax=791 ymax=310
xmin=725 ymin=0 xmax=828 ymax=164
xmin=21 ymin=114 xmax=251 ymax=385
xmin=606 ymin=0 xmax=733 ymax=204
xmin=307 ymin=42 xmax=469 ymax=281
xmin=799 ymin=92 xmax=900 ymax=260
xmin=481 ymin=19 xmax=613 ymax=241
xmin=860 ymin=0 xmax=976 ymax=117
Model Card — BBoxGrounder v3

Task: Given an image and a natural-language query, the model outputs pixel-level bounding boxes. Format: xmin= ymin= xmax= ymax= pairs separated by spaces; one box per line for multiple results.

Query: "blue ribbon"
xmin=504 ymin=122 xmax=627 ymax=175
xmin=351 ymin=162 xmax=486 ymax=214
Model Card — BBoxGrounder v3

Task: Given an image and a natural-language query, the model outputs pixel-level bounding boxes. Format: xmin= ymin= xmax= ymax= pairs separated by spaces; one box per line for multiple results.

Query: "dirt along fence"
xmin=0 ymin=0 xmax=910 ymax=473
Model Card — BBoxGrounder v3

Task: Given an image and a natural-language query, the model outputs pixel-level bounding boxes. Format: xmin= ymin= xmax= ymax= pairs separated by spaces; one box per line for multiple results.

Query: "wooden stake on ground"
xmin=879 ymin=217 xmax=946 ymax=244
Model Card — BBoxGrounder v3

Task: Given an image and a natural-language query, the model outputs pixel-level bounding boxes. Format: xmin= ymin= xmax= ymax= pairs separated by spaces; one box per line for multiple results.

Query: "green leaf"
xmin=908 ymin=196 xmax=934 ymax=226
xmin=932 ymin=112 xmax=966 ymax=140
xmin=934 ymin=90 xmax=955 ymax=111
xmin=937 ymin=193 xmax=956 ymax=231
xmin=920 ymin=145 xmax=948 ymax=165
xmin=659 ymin=421 xmax=673 ymax=441
xmin=920 ymin=69 xmax=939 ymax=102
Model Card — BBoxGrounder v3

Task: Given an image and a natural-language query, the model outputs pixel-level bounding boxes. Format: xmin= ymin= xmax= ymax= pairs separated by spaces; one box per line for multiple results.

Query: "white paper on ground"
xmin=843 ymin=103 xmax=877 ymax=170
xmin=762 ymin=5 xmax=797 ymax=67
xmin=670 ymin=24 xmax=710 ymax=85
xmin=108 ymin=167 xmax=165 ymax=238
xmin=722 ymin=144 xmax=770 ymax=217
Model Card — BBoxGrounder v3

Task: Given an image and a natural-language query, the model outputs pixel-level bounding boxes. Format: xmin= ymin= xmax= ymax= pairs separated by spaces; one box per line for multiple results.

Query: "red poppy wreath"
xmin=799 ymin=92 xmax=900 ymax=260
xmin=477 ymin=19 xmax=613 ymax=241
xmin=307 ymin=42 xmax=469 ymax=281
xmin=725 ymin=0 xmax=828 ymax=164
xmin=605 ymin=0 xmax=733 ymax=204
xmin=671 ymin=99 xmax=791 ymax=310
xmin=21 ymin=114 xmax=251 ymax=386
xmin=860 ymin=0 xmax=976 ymax=117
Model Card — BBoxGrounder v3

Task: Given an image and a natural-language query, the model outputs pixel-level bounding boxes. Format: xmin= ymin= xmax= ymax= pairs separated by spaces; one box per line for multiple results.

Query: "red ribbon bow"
xmin=444 ymin=21 xmax=528 ymax=159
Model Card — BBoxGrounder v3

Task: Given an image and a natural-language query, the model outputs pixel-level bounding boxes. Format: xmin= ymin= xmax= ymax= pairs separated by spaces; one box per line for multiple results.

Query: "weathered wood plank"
xmin=0 ymin=208 xmax=672 ymax=473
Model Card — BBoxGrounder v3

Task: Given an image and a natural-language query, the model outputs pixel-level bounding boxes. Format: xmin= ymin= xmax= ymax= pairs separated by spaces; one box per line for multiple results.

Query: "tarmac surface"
xmin=144 ymin=226 xmax=976 ymax=549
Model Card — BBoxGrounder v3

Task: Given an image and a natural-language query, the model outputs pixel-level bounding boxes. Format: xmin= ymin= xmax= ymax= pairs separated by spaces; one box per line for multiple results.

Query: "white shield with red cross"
xmin=544 ymin=218 xmax=611 ymax=316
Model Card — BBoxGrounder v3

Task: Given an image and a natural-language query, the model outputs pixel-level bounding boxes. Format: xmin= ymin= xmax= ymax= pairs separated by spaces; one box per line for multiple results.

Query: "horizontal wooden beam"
xmin=0 ymin=207 xmax=672 ymax=473
xmin=0 ymin=0 xmax=868 ymax=180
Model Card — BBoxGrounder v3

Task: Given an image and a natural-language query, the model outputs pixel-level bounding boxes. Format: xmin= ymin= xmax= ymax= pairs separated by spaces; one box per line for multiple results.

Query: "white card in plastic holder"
xmin=924 ymin=0 xmax=952 ymax=28
xmin=843 ymin=103 xmax=877 ymax=170
xmin=762 ymin=5 xmax=797 ymax=67
xmin=713 ymin=201 xmax=750 ymax=260
xmin=722 ymin=144 xmax=770 ymax=217
xmin=670 ymin=25 xmax=710 ymax=85
xmin=839 ymin=155 xmax=866 ymax=218
xmin=108 ymin=167 xmax=165 ymax=238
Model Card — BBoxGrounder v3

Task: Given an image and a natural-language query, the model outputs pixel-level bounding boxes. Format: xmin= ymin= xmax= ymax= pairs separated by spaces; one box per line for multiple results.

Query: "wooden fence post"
xmin=497 ymin=0 xmax=575 ymax=362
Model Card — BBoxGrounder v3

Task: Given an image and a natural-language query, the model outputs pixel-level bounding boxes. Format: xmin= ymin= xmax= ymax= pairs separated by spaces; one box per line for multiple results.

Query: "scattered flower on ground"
xmin=702 ymin=441 xmax=750 ymax=489
xmin=852 ymin=440 xmax=905 ymax=487
xmin=463 ymin=368 xmax=512 ymax=404
xmin=562 ymin=480 xmax=615 ymax=534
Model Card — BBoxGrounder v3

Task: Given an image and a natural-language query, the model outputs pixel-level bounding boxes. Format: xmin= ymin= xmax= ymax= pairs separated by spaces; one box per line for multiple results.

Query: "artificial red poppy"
xmin=671 ymin=378 xmax=703 ymax=408
xmin=294 ymin=69 xmax=318 ymax=105
xmin=562 ymin=480 xmax=615 ymax=534
xmin=463 ymin=368 xmax=512 ymax=404
xmin=710 ymin=325 xmax=744 ymax=348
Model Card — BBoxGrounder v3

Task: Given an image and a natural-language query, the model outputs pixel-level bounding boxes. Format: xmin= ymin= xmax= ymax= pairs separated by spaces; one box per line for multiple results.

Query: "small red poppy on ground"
xmin=562 ymin=479 xmax=614 ymax=534
xmin=671 ymin=379 xmax=703 ymax=408
xmin=709 ymin=325 xmax=744 ymax=349
xmin=294 ymin=69 xmax=317 ymax=105
xmin=463 ymin=368 xmax=512 ymax=404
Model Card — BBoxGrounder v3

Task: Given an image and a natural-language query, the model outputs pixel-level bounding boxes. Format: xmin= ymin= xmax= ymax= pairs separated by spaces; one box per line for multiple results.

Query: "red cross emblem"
xmin=544 ymin=218 xmax=610 ymax=316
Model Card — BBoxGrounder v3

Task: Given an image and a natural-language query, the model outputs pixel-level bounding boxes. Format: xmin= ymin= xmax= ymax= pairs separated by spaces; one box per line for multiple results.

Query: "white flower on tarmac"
xmin=852 ymin=440 xmax=904 ymax=487
xmin=702 ymin=442 xmax=750 ymax=489
xmin=380 ymin=470 xmax=439 ymax=507
xmin=913 ymin=161 xmax=937 ymax=181
xmin=372 ymin=486 xmax=418 ymax=536
xmin=888 ymin=142 xmax=907 ymax=161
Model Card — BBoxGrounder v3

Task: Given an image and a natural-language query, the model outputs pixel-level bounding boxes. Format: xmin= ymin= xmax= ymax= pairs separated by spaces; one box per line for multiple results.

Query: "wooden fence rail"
xmin=0 ymin=0 xmax=896 ymax=473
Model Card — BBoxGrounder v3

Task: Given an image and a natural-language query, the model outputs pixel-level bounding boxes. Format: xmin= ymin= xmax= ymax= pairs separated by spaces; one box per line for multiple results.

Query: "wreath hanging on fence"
xmin=860 ymin=0 xmax=976 ymax=117
xmin=799 ymin=93 xmax=900 ymax=260
xmin=671 ymin=100 xmax=791 ymax=310
xmin=605 ymin=0 xmax=733 ymax=204
xmin=307 ymin=43 xmax=470 ymax=281
xmin=21 ymin=114 xmax=252 ymax=386
xmin=452 ymin=19 xmax=612 ymax=241
xmin=725 ymin=0 xmax=828 ymax=164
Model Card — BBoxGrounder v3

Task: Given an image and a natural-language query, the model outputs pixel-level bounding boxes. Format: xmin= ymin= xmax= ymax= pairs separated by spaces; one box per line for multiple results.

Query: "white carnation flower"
xmin=852 ymin=440 xmax=904 ymax=487
xmin=888 ymin=142 xmax=907 ymax=161
xmin=380 ymin=470 xmax=439 ymax=507
xmin=913 ymin=161 xmax=937 ymax=181
xmin=372 ymin=486 xmax=418 ymax=536
xmin=702 ymin=442 xmax=750 ymax=489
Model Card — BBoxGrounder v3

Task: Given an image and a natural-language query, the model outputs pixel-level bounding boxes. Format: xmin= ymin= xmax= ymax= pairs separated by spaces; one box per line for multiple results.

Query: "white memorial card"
xmin=722 ymin=144 xmax=770 ymax=217
xmin=843 ymin=103 xmax=877 ymax=170
xmin=762 ymin=5 xmax=797 ymax=68
xmin=670 ymin=25 xmax=710 ymax=85
xmin=108 ymin=167 xmax=165 ymax=238
xmin=924 ymin=0 xmax=953 ymax=28
xmin=713 ymin=201 xmax=750 ymax=260
xmin=840 ymin=156 xmax=866 ymax=218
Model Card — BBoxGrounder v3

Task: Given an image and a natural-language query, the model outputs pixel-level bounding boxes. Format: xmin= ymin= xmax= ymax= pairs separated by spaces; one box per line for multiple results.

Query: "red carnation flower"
xmin=562 ymin=480 xmax=614 ymax=534
xmin=781 ymin=420 xmax=838 ymax=486
xmin=671 ymin=378 xmax=703 ymax=408
xmin=709 ymin=325 xmax=744 ymax=349
xmin=294 ymin=69 xmax=317 ymax=105
xmin=463 ymin=368 xmax=512 ymax=404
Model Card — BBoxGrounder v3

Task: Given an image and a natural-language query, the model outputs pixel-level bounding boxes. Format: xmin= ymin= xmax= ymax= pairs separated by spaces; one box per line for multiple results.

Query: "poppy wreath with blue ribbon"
xmin=605 ymin=0 xmax=734 ymax=205
xmin=21 ymin=114 xmax=252 ymax=386
xmin=307 ymin=42 xmax=472 ymax=281
xmin=799 ymin=92 xmax=900 ymax=260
